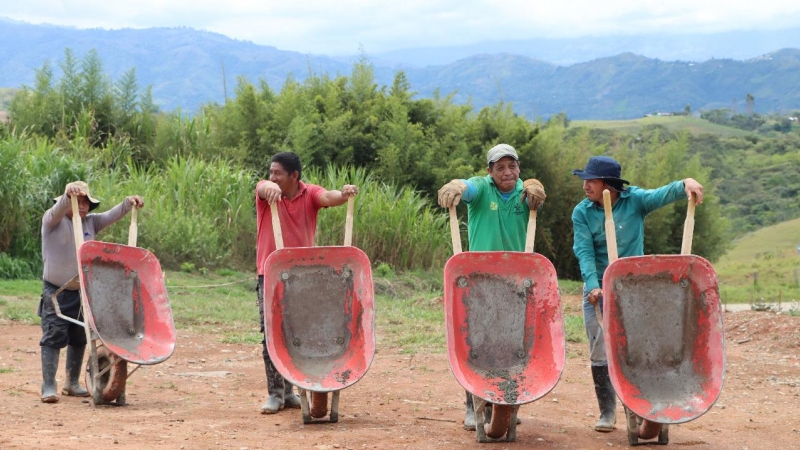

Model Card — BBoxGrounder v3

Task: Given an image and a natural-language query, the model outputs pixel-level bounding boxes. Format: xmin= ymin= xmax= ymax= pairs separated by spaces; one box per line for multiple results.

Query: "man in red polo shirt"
xmin=255 ymin=152 xmax=358 ymax=414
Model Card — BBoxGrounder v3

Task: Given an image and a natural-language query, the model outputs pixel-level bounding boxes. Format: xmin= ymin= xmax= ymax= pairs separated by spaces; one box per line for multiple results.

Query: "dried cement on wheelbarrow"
xmin=461 ymin=273 xmax=531 ymax=378
xmin=274 ymin=264 xmax=362 ymax=379
xmin=609 ymin=271 xmax=708 ymax=414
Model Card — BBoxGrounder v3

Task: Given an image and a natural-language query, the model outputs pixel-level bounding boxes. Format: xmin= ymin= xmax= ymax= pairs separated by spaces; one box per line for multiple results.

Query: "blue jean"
xmin=582 ymin=285 xmax=607 ymax=366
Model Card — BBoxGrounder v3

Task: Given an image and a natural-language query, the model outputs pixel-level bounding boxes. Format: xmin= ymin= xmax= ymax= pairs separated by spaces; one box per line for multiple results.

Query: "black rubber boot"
xmin=463 ymin=391 xmax=476 ymax=430
xmin=260 ymin=345 xmax=284 ymax=414
xmin=62 ymin=345 xmax=89 ymax=397
xmin=284 ymin=380 xmax=301 ymax=409
xmin=592 ymin=365 xmax=617 ymax=432
xmin=41 ymin=346 xmax=60 ymax=403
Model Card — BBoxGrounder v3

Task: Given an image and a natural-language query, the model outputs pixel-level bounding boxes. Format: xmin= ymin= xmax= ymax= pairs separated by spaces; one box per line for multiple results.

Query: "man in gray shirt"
xmin=39 ymin=181 xmax=144 ymax=403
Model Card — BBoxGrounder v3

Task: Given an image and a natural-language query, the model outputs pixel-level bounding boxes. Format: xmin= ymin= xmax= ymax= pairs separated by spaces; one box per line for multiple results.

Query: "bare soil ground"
xmin=1 ymin=296 xmax=799 ymax=450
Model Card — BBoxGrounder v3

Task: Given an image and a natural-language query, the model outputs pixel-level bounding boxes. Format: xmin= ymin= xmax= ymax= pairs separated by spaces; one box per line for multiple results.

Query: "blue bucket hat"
xmin=572 ymin=156 xmax=630 ymax=187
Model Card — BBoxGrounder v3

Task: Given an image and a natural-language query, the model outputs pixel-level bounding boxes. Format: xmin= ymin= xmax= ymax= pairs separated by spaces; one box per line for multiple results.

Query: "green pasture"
xmin=715 ymin=217 xmax=800 ymax=304
xmin=570 ymin=116 xmax=754 ymax=138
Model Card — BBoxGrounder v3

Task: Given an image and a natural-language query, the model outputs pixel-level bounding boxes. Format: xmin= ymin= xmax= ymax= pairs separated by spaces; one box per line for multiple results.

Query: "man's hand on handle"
xmin=587 ymin=288 xmax=603 ymax=306
xmin=258 ymin=181 xmax=282 ymax=204
xmin=438 ymin=179 xmax=467 ymax=208
xmin=126 ymin=196 xmax=145 ymax=208
xmin=520 ymin=178 xmax=546 ymax=210
xmin=683 ymin=178 xmax=704 ymax=205
xmin=340 ymin=185 xmax=359 ymax=198
xmin=64 ymin=181 xmax=89 ymax=198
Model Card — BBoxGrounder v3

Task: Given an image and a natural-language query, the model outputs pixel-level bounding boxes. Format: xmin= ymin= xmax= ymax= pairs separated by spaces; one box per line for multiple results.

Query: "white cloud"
xmin=2 ymin=0 xmax=799 ymax=54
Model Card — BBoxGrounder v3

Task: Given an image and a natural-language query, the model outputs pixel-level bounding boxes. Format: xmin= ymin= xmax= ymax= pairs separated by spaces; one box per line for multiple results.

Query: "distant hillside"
xmin=2 ymin=19 xmax=800 ymax=119
xmin=0 ymin=19 xmax=354 ymax=112
xmin=407 ymin=50 xmax=800 ymax=120
xmin=372 ymin=27 xmax=800 ymax=67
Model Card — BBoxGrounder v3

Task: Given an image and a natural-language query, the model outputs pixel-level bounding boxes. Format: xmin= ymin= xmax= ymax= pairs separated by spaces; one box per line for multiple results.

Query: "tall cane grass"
xmin=92 ymin=156 xmax=256 ymax=270
xmin=309 ymin=165 xmax=451 ymax=271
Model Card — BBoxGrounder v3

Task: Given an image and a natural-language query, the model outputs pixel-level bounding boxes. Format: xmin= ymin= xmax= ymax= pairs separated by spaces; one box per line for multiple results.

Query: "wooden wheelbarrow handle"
xmin=681 ymin=193 xmax=696 ymax=255
xmin=448 ymin=206 xmax=462 ymax=255
xmin=596 ymin=189 xmax=619 ymax=325
xmin=269 ymin=202 xmax=284 ymax=250
xmin=128 ymin=206 xmax=138 ymax=247
xmin=70 ymin=195 xmax=85 ymax=252
xmin=525 ymin=210 xmax=537 ymax=253
xmin=603 ymin=189 xmax=618 ymax=263
xmin=344 ymin=196 xmax=355 ymax=247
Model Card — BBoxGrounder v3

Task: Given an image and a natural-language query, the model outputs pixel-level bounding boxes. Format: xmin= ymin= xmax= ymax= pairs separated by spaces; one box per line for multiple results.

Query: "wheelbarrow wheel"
xmin=639 ymin=419 xmax=662 ymax=440
xmin=485 ymin=404 xmax=512 ymax=439
xmin=86 ymin=345 xmax=127 ymax=404
xmin=310 ymin=392 xmax=328 ymax=419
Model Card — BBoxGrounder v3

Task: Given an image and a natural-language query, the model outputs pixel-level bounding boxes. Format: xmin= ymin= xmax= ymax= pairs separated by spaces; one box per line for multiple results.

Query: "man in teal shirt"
xmin=438 ymin=143 xmax=547 ymax=429
xmin=571 ymin=155 xmax=704 ymax=433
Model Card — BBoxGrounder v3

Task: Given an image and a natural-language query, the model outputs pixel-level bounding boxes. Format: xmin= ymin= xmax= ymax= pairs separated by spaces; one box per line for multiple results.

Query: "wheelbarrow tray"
xmin=78 ymin=240 xmax=176 ymax=365
xmin=444 ymin=251 xmax=565 ymax=405
xmin=602 ymin=254 xmax=725 ymax=424
xmin=264 ymin=246 xmax=375 ymax=392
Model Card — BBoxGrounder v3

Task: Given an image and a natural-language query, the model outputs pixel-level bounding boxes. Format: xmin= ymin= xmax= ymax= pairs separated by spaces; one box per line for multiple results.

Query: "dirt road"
xmin=1 ymin=306 xmax=798 ymax=449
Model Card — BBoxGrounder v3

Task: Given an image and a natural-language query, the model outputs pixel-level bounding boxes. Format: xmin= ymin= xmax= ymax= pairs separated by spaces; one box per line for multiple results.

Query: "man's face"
xmin=65 ymin=196 xmax=91 ymax=219
xmin=269 ymin=162 xmax=298 ymax=194
xmin=582 ymin=179 xmax=609 ymax=203
xmin=487 ymin=156 xmax=520 ymax=192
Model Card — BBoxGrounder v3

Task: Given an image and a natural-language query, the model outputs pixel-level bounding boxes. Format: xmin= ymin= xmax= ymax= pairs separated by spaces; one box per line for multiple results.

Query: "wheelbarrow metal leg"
xmin=625 ymin=407 xmax=640 ymax=446
xmin=329 ymin=391 xmax=340 ymax=423
xmin=87 ymin=338 xmax=103 ymax=406
xmin=473 ymin=397 xmax=490 ymax=443
xmin=299 ymin=388 xmax=312 ymax=424
xmin=657 ymin=424 xmax=670 ymax=444
xmin=506 ymin=406 xmax=521 ymax=442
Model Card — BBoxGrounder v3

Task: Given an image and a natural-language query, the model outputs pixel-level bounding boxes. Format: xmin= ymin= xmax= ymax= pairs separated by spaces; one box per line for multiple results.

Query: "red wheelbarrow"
xmin=263 ymin=197 xmax=375 ymax=423
xmin=600 ymin=190 xmax=725 ymax=445
xmin=51 ymin=197 xmax=176 ymax=406
xmin=444 ymin=206 xmax=565 ymax=443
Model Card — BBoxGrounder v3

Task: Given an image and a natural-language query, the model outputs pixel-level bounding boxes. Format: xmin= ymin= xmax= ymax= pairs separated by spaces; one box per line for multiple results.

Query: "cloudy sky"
xmin=2 ymin=1 xmax=800 ymax=55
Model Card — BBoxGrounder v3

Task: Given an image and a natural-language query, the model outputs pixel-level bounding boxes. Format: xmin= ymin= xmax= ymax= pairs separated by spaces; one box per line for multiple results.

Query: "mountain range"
xmin=2 ymin=18 xmax=799 ymax=120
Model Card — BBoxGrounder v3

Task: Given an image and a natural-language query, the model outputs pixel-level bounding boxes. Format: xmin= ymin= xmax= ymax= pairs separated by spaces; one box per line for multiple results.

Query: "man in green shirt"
xmin=437 ymin=143 xmax=547 ymax=429
xmin=571 ymin=155 xmax=704 ymax=432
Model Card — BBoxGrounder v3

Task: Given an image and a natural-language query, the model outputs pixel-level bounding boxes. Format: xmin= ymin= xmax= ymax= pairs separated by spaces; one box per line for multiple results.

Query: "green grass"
xmin=0 ymin=279 xmax=41 ymax=297
xmin=564 ymin=315 xmax=586 ymax=344
xmin=571 ymin=116 xmax=754 ymax=138
xmin=163 ymin=270 xmax=259 ymax=342
xmin=715 ymin=217 xmax=800 ymax=304
xmin=0 ymin=279 xmax=42 ymax=323
xmin=377 ymin=293 xmax=445 ymax=354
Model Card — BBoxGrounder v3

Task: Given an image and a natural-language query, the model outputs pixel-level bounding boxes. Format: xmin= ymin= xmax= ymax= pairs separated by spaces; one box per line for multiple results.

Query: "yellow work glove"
xmin=437 ymin=179 xmax=468 ymax=208
xmin=520 ymin=178 xmax=546 ymax=210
